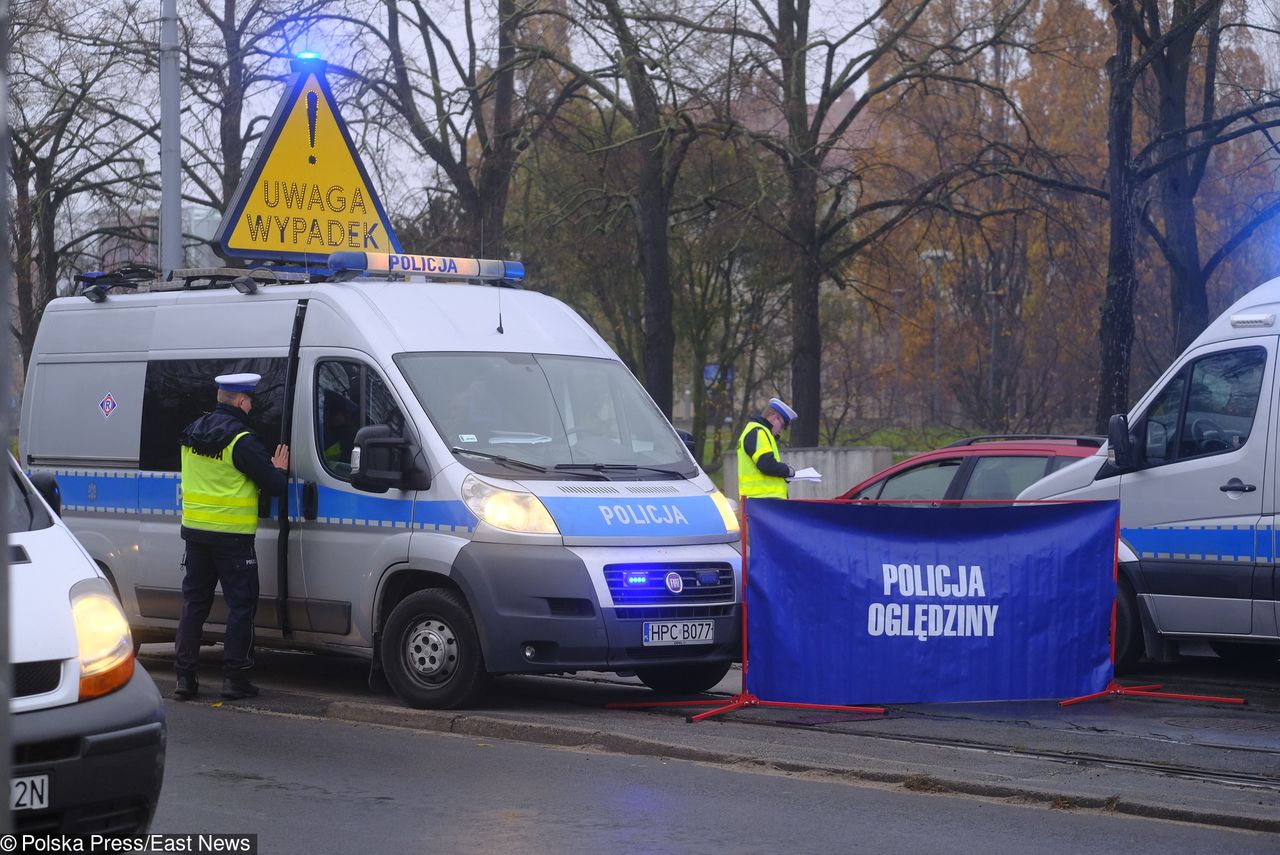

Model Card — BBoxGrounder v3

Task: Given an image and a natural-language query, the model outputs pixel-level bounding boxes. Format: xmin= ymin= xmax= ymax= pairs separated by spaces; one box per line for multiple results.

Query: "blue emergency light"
xmin=296 ymin=51 xmax=321 ymax=60
xmin=624 ymin=573 xmax=650 ymax=587
xmin=328 ymin=251 xmax=526 ymax=283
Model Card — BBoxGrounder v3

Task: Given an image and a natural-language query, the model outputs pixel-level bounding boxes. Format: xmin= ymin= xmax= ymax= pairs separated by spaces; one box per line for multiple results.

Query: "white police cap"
xmin=769 ymin=397 xmax=797 ymax=425
xmin=215 ymin=373 xmax=261 ymax=393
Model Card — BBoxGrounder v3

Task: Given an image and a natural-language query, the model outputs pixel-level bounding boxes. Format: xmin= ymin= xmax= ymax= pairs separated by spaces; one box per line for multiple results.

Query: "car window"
xmin=315 ymin=360 xmax=407 ymax=479
xmin=962 ymin=456 xmax=1051 ymax=501
xmin=1178 ymin=348 xmax=1265 ymax=459
xmin=873 ymin=459 xmax=962 ymax=502
xmin=1141 ymin=347 xmax=1265 ymax=465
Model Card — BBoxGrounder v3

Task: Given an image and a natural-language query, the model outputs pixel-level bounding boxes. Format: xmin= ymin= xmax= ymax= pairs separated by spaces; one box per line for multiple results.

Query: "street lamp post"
xmin=160 ymin=0 xmax=181 ymax=275
xmin=920 ymin=249 xmax=953 ymax=423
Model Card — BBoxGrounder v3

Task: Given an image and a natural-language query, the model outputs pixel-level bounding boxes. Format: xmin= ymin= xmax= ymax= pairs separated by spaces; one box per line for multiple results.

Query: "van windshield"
xmin=394 ymin=352 xmax=696 ymax=480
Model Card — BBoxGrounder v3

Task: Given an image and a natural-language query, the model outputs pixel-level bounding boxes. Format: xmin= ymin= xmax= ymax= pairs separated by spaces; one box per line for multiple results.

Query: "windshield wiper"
xmin=555 ymin=463 xmax=689 ymax=479
xmin=451 ymin=447 xmax=548 ymax=473
xmin=451 ymin=447 xmax=608 ymax=479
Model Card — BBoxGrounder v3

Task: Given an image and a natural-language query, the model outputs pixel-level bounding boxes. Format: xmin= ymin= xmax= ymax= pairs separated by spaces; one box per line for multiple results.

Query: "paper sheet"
xmin=788 ymin=466 xmax=822 ymax=482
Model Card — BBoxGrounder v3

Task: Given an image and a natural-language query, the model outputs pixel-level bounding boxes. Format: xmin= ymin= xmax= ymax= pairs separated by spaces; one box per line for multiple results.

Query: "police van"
xmin=1021 ymin=276 xmax=1280 ymax=669
xmin=18 ymin=252 xmax=742 ymax=708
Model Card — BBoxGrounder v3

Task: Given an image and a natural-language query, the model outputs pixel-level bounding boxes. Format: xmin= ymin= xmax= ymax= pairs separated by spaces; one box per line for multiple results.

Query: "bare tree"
xmin=9 ymin=0 xmax=155 ymax=365
xmin=172 ymin=0 xmax=342 ymax=257
xmin=1096 ymin=0 xmax=1280 ymax=429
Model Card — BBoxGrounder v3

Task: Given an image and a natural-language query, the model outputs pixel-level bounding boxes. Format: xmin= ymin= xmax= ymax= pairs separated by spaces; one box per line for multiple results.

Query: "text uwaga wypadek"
xmin=867 ymin=563 xmax=998 ymax=642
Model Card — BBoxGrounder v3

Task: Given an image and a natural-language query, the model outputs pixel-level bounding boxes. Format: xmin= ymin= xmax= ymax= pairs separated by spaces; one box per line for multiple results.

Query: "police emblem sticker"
xmin=665 ymin=571 xmax=684 ymax=594
xmin=99 ymin=392 xmax=118 ymax=419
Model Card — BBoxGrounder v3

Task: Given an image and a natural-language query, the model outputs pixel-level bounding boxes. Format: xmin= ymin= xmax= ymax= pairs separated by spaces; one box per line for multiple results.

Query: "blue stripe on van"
xmin=47 ymin=470 xmax=475 ymax=533
xmin=54 ymin=470 xmax=141 ymax=514
xmin=1123 ymin=524 xmax=1257 ymax=563
xmin=541 ymin=494 xmax=728 ymax=538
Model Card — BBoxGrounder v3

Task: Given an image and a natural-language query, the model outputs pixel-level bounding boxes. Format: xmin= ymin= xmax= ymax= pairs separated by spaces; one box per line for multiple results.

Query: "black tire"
xmin=636 ymin=660 xmax=732 ymax=695
xmin=381 ymin=589 xmax=488 ymax=709
xmin=1114 ymin=580 xmax=1143 ymax=673
xmin=1210 ymin=642 xmax=1280 ymax=666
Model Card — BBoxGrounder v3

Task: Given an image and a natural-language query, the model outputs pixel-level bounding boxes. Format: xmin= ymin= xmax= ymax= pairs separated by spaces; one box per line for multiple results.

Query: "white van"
xmin=1021 ymin=277 xmax=1280 ymax=668
xmin=8 ymin=453 xmax=166 ymax=834
xmin=19 ymin=252 xmax=742 ymax=709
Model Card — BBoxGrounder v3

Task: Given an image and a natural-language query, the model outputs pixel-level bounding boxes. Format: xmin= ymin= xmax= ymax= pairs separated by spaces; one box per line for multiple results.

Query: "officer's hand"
xmin=786 ymin=465 xmax=795 ymax=478
xmin=273 ymin=444 xmax=290 ymax=470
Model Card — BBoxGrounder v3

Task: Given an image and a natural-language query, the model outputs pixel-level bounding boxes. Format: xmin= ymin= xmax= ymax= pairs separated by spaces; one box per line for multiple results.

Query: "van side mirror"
xmin=1107 ymin=413 xmax=1137 ymax=470
xmin=29 ymin=471 xmax=61 ymax=517
xmin=675 ymin=428 xmax=697 ymax=459
xmin=350 ymin=425 xmax=429 ymax=493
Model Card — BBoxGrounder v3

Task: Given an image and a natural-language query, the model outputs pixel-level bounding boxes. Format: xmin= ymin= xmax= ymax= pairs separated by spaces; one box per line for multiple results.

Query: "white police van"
xmin=18 ymin=252 xmax=742 ymax=708
xmin=8 ymin=453 xmax=166 ymax=833
xmin=1021 ymin=276 xmax=1280 ymax=668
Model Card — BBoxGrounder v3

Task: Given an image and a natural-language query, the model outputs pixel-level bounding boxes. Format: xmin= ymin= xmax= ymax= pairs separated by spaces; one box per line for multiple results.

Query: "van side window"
xmin=140 ymin=358 xmax=288 ymax=472
xmin=1141 ymin=347 xmax=1265 ymax=466
xmin=315 ymin=360 xmax=406 ymax=478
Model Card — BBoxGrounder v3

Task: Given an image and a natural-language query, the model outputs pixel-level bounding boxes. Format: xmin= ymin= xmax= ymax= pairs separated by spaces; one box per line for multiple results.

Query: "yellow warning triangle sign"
xmin=216 ymin=58 xmax=400 ymax=263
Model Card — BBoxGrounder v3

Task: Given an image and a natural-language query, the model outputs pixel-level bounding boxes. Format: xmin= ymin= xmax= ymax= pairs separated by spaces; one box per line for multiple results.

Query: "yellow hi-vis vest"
xmin=180 ymin=432 xmax=259 ymax=534
xmin=736 ymin=422 xmax=788 ymax=500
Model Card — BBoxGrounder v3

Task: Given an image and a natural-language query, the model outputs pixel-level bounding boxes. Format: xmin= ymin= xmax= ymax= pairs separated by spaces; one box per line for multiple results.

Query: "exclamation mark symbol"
xmin=307 ymin=92 xmax=318 ymax=164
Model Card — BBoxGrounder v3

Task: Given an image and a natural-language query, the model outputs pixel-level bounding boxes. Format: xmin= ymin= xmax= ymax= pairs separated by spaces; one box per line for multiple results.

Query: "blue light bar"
xmin=328 ymin=251 xmax=526 ymax=283
xmin=296 ymin=51 xmax=321 ymax=60
xmin=624 ymin=573 xmax=649 ymax=587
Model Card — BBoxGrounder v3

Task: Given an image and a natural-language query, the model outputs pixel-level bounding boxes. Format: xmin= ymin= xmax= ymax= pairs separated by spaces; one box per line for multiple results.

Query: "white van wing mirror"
xmin=1107 ymin=413 xmax=1136 ymax=469
xmin=351 ymin=425 xmax=428 ymax=493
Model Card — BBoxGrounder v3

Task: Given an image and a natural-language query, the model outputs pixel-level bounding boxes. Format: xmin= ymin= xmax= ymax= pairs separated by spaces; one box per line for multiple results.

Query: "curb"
xmin=319 ymin=699 xmax=1280 ymax=835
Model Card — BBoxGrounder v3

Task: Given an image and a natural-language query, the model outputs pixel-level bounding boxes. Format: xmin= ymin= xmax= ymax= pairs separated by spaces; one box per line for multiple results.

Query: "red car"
xmin=842 ymin=435 xmax=1103 ymax=504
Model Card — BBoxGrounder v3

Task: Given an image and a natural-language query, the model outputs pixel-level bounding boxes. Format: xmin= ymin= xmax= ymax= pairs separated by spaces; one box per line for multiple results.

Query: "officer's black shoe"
xmin=221 ymin=675 xmax=259 ymax=700
xmin=173 ymin=673 xmax=199 ymax=701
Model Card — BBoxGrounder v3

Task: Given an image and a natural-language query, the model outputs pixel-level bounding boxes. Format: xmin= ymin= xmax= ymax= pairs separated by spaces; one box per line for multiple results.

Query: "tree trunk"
xmin=788 ymin=165 xmax=821 ymax=447
xmin=472 ymin=0 xmax=518 ymax=257
xmin=1095 ymin=11 xmax=1138 ymax=432
xmin=637 ymin=161 xmax=674 ymax=417
xmin=1152 ymin=8 xmax=1210 ymax=352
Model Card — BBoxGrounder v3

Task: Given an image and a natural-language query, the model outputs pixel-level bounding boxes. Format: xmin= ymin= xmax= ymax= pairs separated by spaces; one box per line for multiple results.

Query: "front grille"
xmin=605 ymin=564 xmax=735 ymax=606
xmin=14 ymin=660 xmax=62 ymax=698
xmin=615 ymin=604 xmax=734 ymax=620
xmin=556 ymin=484 xmax=621 ymax=494
xmin=624 ymin=484 xmax=680 ymax=495
xmin=15 ymin=737 xmax=81 ymax=766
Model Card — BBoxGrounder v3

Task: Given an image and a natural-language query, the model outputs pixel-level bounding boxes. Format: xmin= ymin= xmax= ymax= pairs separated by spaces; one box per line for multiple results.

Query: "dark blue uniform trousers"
xmin=175 ymin=538 xmax=259 ymax=676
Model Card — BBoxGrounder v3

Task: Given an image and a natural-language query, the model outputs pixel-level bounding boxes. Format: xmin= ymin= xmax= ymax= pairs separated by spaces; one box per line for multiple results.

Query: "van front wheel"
xmin=382 ymin=589 xmax=488 ymax=709
xmin=636 ymin=661 xmax=732 ymax=695
xmin=1115 ymin=580 xmax=1142 ymax=673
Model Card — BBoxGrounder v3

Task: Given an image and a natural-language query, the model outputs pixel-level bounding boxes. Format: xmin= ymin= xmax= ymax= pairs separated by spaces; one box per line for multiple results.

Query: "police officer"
xmin=735 ymin=397 xmax=798 ymax=503
xmin=173 ymin=373 xmax=288 ymax=701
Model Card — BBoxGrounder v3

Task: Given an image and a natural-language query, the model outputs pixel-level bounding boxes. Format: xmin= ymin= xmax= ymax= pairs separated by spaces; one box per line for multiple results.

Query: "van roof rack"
xmin=945 ymin=435 xmax=1105 ymax=448
xmin=155 ymin=266 xmax=312 ymax=292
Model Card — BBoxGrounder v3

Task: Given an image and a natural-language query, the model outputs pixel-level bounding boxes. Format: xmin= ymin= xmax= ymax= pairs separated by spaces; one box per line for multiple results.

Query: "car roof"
xmin=840 ymin=436 xmax=1103 ymax=499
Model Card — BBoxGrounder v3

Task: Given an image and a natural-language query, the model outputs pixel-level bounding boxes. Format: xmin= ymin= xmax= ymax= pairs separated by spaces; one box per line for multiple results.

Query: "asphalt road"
xmin=139 ymin=643 xmax=1280 ymax=840
xmin=154 ymin=697 xmax=1279 ymax=855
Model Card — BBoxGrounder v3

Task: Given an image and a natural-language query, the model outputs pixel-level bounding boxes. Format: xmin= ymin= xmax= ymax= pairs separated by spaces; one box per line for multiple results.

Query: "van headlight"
xmin=462 ymin=474 xmax=560 ymax=535
xmin=70 ymin=578 xmax=135 ymax=700
xmin=709 ymin=488 xmax=740 ymax=534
